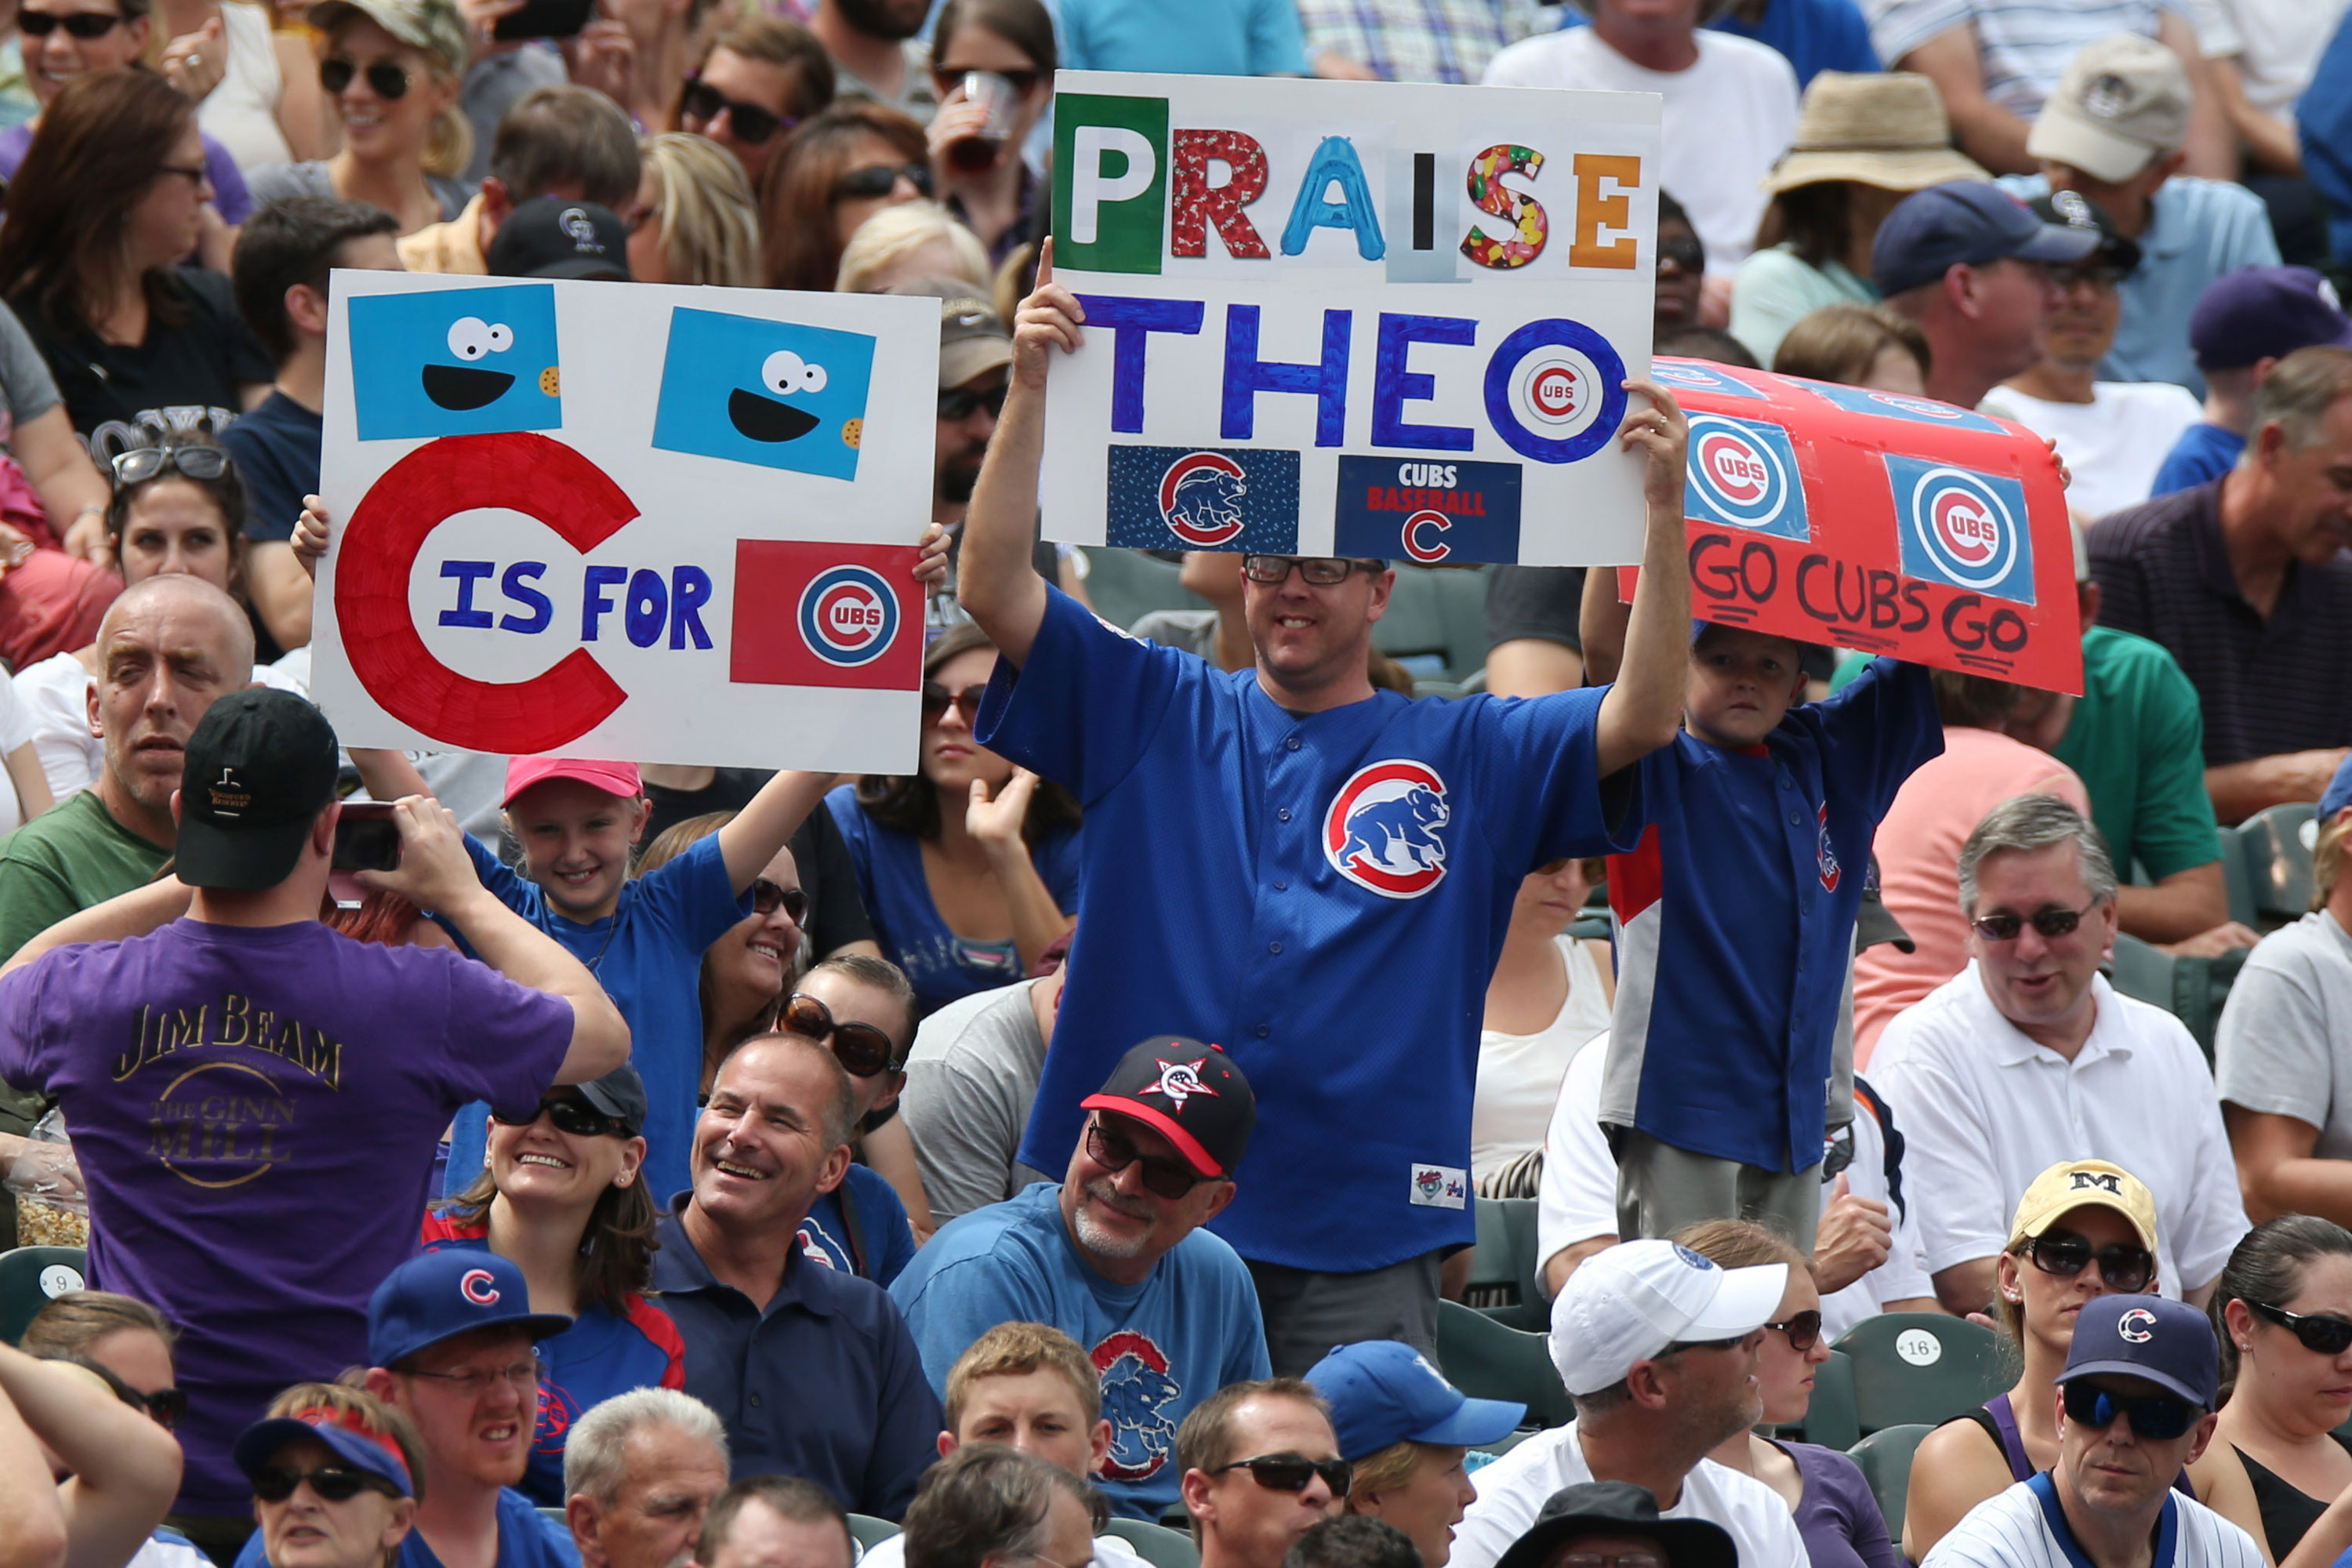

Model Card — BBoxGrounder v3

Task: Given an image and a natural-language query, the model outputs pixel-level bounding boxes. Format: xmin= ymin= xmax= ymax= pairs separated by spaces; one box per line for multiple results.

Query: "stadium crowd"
xmin=2 ymin=1 xmax=2352 ymax=1567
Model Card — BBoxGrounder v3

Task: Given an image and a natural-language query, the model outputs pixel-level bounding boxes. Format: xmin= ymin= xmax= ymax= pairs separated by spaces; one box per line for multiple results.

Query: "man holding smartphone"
xmin=0 ymin=688 xmax=630 ymax=1563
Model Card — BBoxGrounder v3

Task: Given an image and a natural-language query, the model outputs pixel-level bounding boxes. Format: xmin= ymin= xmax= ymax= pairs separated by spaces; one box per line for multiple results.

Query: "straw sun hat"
xmin=1762 ymin=71 xmax=1991 ymax=194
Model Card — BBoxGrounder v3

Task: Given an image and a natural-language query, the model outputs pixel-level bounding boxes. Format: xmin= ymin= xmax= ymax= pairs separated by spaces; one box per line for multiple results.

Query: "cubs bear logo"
xmin=1092 ymin=1331 xmax=1181 ymax=1483
xmin=2118 ymin=1308 xmax=2158 ymax=1344
xmin=459 ymin=1268 xmax=501 ymax=1306
xmin=1158 ymin=452 xmax=1249 ymax=546
xmin=1888 ymin=457 xmax=2038 ymax=605
xmin=1324 ymin=760 xmax=1450 ymax=899
xmin=1683 ymin=416 xmax=1809 ymax=541
xmin=797 ymin=564 xmax=900 ymax=668
xmin=1816 ymin=804 xmax=1841 ymax=892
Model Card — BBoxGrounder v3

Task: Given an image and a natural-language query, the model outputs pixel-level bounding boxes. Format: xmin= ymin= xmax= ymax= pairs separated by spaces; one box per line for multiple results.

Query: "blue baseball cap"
xmin=2056 ymin=1294 xmax=2219 ymax=1409
xmin=234 ymin=1406 xmax=416 ymax=1497
xmin=2320 ymin=753 xmax=2352 ymax=822
xmin=1871 ymin=181 xmax=2101 ymax=296
xmin=1305 ymin=1341 xmax=1525 ymax=1461
xmin=2190 ymin=267 xmax=2352 ymax=371
xmin=367 ymin=1250 xmax=572 ymax=1368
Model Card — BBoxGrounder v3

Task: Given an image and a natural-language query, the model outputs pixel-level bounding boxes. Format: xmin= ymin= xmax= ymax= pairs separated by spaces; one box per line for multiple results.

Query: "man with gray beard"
xmin=890 ymin=1037 xmax=1270 ymax=1522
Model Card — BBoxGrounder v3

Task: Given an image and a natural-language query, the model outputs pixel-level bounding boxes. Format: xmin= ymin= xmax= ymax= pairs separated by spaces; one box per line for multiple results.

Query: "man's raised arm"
xmin=955 ymin=246 xmax=1077 ymax=668
xmin=1594 ymin=379 xmax=1692 ymax=777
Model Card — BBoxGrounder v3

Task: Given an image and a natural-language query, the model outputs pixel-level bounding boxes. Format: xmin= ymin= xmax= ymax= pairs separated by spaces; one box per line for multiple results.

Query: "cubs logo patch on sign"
xmin=1331 ymin=456 xmax=1523 ymax=563
xmin=1105 ymin=445 xmax=1300 ymax=552
xmin=1685 ymin=415 xmax=1808 ymax=541
xmin=2118 ymin=1308 xmax=2158 ymax=1343
xmin=1888 ymin=456 xmax=2037 ymax=605
xmin=1324 ymin=759 xmax=1450 ymax=898
xmin=1801 ymin=381 xmax=2006 ymax=435
xmin=730 ymin=539 xmax=923 ymax=689
xmin=1092 ymin=1330 xmax=1181 ymax=1483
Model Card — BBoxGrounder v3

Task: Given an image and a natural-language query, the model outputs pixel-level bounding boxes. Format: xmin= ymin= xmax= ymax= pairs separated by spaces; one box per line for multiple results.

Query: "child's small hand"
xmin=292 ymin=497 xmax=334 ymax=583
xmin=915 ymin=523 xmax=953 ymax=591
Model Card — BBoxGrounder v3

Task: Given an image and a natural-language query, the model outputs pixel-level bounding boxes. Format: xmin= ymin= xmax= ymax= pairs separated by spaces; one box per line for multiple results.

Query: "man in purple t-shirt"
xmin=0 ymin=689 xmax=630 ymax=1557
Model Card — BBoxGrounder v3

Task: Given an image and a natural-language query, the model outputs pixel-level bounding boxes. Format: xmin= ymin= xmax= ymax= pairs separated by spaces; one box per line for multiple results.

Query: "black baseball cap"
xmin=487 ymin=198 xmax=632 ymax=281
xmin=2190 ymin=267 xmax=2352 ymax=370
xmin=2029 ymin=190 xmax=2142 ymax=276
xmin=1871 ymin=181 xmax=2101 ymax=296
xmin=1080 ymin=1035 xmax=1256 ymax=1178
xmin=1494 ymin=1483 xmax=1737 ymax=1568
xmin=176 ymin=689 xmax=340 ymax=891
xmin=1856 ymin=854 xmax=1914 ymax=954
xmin=575 ymin=1065 xmax=648 ymax=1132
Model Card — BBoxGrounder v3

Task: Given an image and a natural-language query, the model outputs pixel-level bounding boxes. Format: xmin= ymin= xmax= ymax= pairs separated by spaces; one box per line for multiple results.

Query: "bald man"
xmin=0 ymin=575 xmax=256 ymax=962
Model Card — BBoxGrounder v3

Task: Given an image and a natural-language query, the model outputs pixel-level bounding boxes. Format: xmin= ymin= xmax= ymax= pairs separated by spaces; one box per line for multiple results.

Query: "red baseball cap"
xmin=503 ymin=756 xmax=643 ymax=807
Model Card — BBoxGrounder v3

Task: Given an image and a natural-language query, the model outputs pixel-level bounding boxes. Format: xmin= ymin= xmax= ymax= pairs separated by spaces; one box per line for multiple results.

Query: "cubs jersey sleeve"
xmin=889 ymin=1183 xmax=1271 ymax=1519
xmin=1921 ymin=1474 xmax=2264 ymax=1568
xmin=976 ymin=587 xmax=1658 ymax=1272
xmin=1601 ymin=657 xmax=1940 ymax=1173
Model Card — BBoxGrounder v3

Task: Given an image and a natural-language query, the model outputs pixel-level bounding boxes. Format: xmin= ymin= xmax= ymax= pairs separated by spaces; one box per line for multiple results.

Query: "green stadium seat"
xmin=1847 ymin=1423 xmax=1935 ymax=1541
xmin=2238 ymin=802 xmax=2317 ymax=927
xmin=1465 ymin=1198 xmax=1548 ymax=1331
xmin=848 ymin=1515 xmax=902 ymax=1553
xmin=1787 ymin=1348 xmax=1858 ymax=1451
xmin=1100 ymin=1517 xmax=1201 ymax=1568
xmin=0 ymin=1245 xmax=85 ymax=1345
xmin=1436 ymin=1298 xmax=1573 ymax=1428
xmin=1373 ymin=565 xmax=1490 ymax=684
xmin=1081 ymin=548 xmax=1206 ymax=631
xmin=1834 ymin=1314 xmax=2007 ymax=1435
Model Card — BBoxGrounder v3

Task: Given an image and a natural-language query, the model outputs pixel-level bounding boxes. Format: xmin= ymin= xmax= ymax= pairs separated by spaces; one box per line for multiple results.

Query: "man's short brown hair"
xmin=943 ymin=1322 xmax=1101 ymax=1433
xmin=1174 ymin=1377 xmax=1330 ymax=1480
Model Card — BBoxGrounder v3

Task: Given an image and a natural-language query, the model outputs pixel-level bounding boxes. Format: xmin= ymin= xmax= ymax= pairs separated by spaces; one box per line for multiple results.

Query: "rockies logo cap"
xmin=2007 ymin=1158 xmax=2160 ymax=1255
xmin=1080 ymin=1035 xmax=1258 ymax=1179
xmin=2057 ymin=1294 xmax=2218 ymax=1410
xmin=367 ymin=1250 xmax=573 ymax=1369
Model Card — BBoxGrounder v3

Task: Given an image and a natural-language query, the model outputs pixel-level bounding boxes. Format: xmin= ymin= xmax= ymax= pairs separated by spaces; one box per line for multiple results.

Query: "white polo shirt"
xmin=1872 ymin=965 xmax=2248 ymax=1298
xmin=1450 ymin=1420 xmax=1813 ymax=1568
xmin=1536 ymin=1032 xmax=1933 ymax=1338
xmin=1922 ymin=1473 xmax=2263 ymax=1568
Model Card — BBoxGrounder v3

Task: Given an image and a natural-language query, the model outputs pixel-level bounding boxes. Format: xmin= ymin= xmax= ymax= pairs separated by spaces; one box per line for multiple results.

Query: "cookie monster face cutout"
xmin=652 ymin=307 xmax=875 ymax=482
xmin=348 ymin=284 xmax=561 ymax=441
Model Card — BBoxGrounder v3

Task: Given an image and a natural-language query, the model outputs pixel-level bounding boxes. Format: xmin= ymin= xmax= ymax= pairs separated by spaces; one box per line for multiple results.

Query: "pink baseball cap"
xmin=503 ymin=756 xmax=643 ymax=806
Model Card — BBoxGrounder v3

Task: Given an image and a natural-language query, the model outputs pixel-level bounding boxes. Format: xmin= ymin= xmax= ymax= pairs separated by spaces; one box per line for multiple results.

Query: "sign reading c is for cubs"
xmin=336 ymin=431 xmax=633 ymax=754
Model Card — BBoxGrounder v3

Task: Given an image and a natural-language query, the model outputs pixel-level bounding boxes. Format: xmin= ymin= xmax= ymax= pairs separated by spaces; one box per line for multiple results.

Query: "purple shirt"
xmin=1780 ymin=1439 xmax=1902 ymax=1568
xmin=0 ymin=121 xmax=253 ymax=226
xmin=0 ymin=918 xmax=576 ymax=1515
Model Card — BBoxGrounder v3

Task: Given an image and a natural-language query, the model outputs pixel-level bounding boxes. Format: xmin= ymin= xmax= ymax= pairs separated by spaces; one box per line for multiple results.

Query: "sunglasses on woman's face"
xmin=921 ymin=681 xmax=985 ymax=725
xmin=133 ymin=1385 xmax=188 ymax=1428
xmin=680 ymin=77 xmax=793 ymax=144
xmin=2025 ymin=1229 xmax=2155 ymax=1294
xmin=1764 ymin=1309 xmax=1822 ymax=1352
xmin=489 ymin=1095 xmax=630 ymax=1139
xmin=780 ymin=992 xmax=898 ymax=1078
xmin=320 ymin=56 xmax=410 ymax=100
xmin=752 ymin=878 xmax=809 ymax=926
xmin=2251 ymin=1299 xmax=2352 ymax=1356
xmin=19 ymin=10 xmax=124 ymax=37
xmin=832 ymin=162 xmax=931 ymax=202
xmin=252 ymin=1465 xmax=389 ymax=1504
xmin=111 ymin=444 xmax=229 ymax=487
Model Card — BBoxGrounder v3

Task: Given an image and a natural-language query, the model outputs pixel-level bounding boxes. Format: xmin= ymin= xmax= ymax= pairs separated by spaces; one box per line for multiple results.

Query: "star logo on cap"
xmin=2118 ymin=1308 xmax=2157 ymax=1343
xmin=1152 ymin=1058 xmax=1218 ymax=1109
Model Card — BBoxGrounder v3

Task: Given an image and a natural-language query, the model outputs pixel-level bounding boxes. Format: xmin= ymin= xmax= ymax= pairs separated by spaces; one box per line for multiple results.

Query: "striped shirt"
xmin=1863 ymin=0 xmax=2186 ymax=118
xmin=1295 ymin=0 xmax=1539 ymax=83
xmin=1922 ymin=1472 xmax=2264 ymax=1568
xmin=2088 ymin=481 xmax=2352 ymax=767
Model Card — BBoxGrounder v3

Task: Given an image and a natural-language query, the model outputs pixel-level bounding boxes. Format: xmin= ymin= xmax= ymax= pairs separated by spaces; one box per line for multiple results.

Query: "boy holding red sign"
xmin=1577 ymin=583 xmax=1942 ymax=1247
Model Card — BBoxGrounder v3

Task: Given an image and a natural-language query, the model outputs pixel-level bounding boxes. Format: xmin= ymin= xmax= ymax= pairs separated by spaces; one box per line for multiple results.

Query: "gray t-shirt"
xmin=245 ymin=162 xmax=472 ymax=224
xmin=2215 ymin=909 xmax=2352 ymax=1156
xmin=900 ymin=978 xmax=1053 ymax=1222
xmin=1127 ymin=608 xmax=1218 ymax=659
xmin=0 ymin=297 xmax=61 ymax=428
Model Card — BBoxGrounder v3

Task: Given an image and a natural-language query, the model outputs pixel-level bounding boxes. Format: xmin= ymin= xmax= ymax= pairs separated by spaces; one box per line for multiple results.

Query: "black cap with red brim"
xmin=1080 ymin=1035 xmax=1257 ymax=1178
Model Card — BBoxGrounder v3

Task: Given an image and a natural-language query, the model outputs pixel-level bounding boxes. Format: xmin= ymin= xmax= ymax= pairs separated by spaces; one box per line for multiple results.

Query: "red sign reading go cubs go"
xmin=335 ymin=431 xmax=633 ymax=754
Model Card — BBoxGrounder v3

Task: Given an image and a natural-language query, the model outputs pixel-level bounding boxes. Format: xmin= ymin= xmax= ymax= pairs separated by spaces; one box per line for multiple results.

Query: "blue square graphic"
xmin=1801 ymin=380 xmax=2006 ymax=434
xmin=349 ymin=284 xmax=561 ymax=441
xmin=1684 ymin=414 xmax=1809 ymax=541
xmin=1105 ymin=446 xmax=1299 ymax=553
xmin=651 ymin=308 xmax=876 ymax=481
xmin=1886 ymin=455 xmax=2037 ymax=605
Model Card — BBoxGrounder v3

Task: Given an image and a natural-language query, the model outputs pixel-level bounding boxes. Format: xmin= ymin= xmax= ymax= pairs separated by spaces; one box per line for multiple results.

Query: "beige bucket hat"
xmin=1762 ymin=71 xmax=1991 ymax=194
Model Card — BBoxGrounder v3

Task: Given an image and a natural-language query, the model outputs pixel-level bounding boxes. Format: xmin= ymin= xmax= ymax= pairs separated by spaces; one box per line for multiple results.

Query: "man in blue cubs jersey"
xmin=943 ymin=259 xmax=1697 ymax=1372
xmin=891 ymin=1036 xmax=1269 ymax=1519
xmin=1579 ymin=579 xmax=1941 ymax=1249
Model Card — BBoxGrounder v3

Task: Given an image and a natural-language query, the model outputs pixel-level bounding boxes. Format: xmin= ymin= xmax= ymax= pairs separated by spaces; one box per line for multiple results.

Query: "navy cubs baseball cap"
xmin=1081 ymin=1036 xmax=1257 ymax=1178
xmin=368 ymin=1250 xmax=572 ymax=1368
xmin=1493 ymin=1482 xmax=1737 ymax=1568
xmin=2057 ymin=1294 xmax=2220 ymax=1409
xmin=234 ymin=1407 xmax=415 ymax=1497
xmin=1872 ymin=181 xmax=2101 ymax=296
xmin=1306 ymin=1341 xmax=1524 ymax=1461
xmin=2190 ymin=267 xmax=2352 ymax=371
xmin=177 ymin=688 xmax=341 ymax=891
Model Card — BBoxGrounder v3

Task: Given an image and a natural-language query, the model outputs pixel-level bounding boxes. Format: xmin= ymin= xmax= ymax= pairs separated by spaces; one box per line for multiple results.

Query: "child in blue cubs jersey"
xmin=1579 ymin=571 xmax=1943 ymax=1247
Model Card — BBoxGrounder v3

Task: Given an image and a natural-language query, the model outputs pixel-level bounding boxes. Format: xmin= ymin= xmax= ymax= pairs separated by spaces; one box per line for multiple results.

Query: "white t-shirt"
xmin=1452 ymin=1421 xmax=1813 ymax=1568
xmin=2190 ymin=0 xmax=2351 ymax=116
xmin=1922 ymin=1475 xmax=2264 ymax=1568
xmin=1534 ymin=1030 xmax=1934 ymax=1335
xmin=13 ymin=652 xmax=96 ymax=805
xmin=1985 ymin=382 xmax=2204 ymax=522
xmin=1872 ymin=964 xmax=2249 ymax=1298
xmin=2214 ymin=910 xmax=2352 ymax=1158
xmin=198 ymin=1 xmax=291 ymax=172
xmin=1473 ymin=934 xmax=1610 ymax=1185
xmin=1480 ymin=27 xmax=1798 ymax=274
